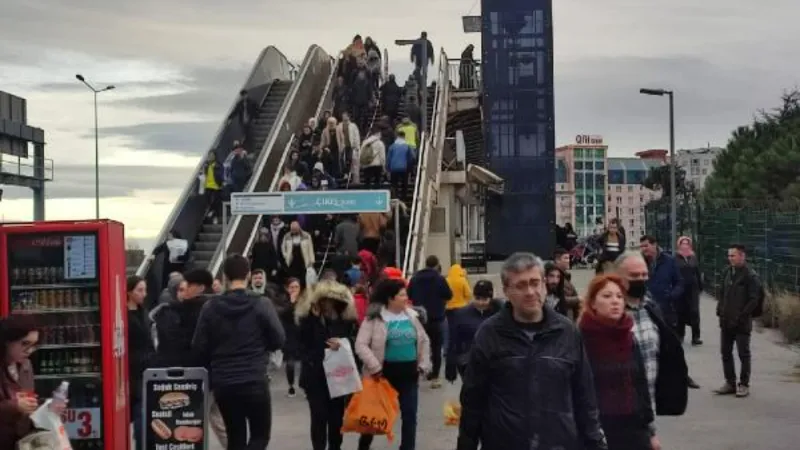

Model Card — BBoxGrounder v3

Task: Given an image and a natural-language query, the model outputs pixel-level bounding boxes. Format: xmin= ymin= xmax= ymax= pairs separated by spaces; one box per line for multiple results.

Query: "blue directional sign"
xmin=283 ymin=190 xmax=390 ymax=214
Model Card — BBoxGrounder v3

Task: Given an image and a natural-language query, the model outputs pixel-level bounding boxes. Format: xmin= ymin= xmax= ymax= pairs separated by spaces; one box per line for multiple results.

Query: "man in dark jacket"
xmin=349 ymin=70 xmax=373 ymax=134
xmin=714 ymin=244 xmax=762 ymax=398
xmin=192 ymin=254 xmax=285 ymax=449
xmin=152 ymin=269 xmax=213 ymax=367
xmin=444 ymin=279 xmax=501 ymax=383
xmin=554 ymin=247 xmax=580 ymax=320
xmin=228 ymin=89 xmax=259 ymax=146
xmin=379 ymin=74 xmax=403 ymax=122
xmin=229 ymin=145 xmax=252 ymax=193
xmin=616 ymin=251 xmax=689 ymax=450
xmin=407 ymin=255 xmax=453 ymax=388
xmin=640 ymin=235 xmax=684 ymax=325
xmin=458 ymin=252 xmax=607 ymax=450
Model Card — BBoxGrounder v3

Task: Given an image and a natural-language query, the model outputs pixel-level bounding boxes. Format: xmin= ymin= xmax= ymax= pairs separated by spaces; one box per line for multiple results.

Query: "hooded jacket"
xmin=151 ymin=295 xmax=209 ymax=368
xmin=387 ymin=138 xmax=415 ymax=172
xmin=407 ymin=268 xmax=453 ymax=322
xmin=192 ymin=289 xmax=285 ymax=389
xmin=457 ymin=303 xmax=606 ymax=450
xmin=157 ymin=276 xmax=183 ymax=306
xmin=445 ymin=264 xmax=472 ymax=310
xmin=294 ymin=281 xmax=358 ymax=394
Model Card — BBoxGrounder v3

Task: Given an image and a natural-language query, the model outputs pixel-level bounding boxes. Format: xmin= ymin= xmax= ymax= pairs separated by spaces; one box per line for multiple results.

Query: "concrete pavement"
xmin=208 ymin=269 xmax=800 ymax=449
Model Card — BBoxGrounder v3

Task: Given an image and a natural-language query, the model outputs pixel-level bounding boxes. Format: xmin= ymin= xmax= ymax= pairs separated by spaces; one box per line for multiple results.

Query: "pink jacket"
xmin=355 ymin=304 xmax=431 ymax=375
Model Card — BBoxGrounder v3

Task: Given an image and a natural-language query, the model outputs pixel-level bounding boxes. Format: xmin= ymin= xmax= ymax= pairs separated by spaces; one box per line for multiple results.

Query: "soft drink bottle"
xmin=53 ymin=381 xmax=70 ymax=402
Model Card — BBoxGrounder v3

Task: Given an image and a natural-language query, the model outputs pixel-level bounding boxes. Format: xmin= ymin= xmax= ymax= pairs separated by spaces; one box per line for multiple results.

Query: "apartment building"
xmin=606 ymin=157 xmax=663 ymax=245
xmin=676 ymin=146 xmax=722 ymax=189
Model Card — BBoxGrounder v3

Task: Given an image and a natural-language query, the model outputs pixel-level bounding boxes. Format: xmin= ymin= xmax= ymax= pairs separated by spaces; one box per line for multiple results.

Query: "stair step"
xmin=193 ymin=250 xmax=215 ymax=262
xmin=195 ymin=241 xmax=217 ymax=251
xmin=197 ymin=232 xmax=222 ymax=242
xmin=202 ymin=223 xmax=223 ymax=233
xmin=193 ymin=259 xmax=211 ymax=270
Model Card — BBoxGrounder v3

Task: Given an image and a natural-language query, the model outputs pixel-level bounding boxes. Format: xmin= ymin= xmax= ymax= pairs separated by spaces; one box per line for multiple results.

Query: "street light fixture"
xmin=395 ymin=35 xmax=429 ymax=135
xmin=639 ymin=87 xmax=676 ymax=249
xmin=76 ymin=74 xmax=115 ymax=220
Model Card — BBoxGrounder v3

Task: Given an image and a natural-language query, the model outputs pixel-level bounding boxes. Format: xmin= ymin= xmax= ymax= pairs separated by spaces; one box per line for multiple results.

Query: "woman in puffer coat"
xmin=295 ymin=280 xmax=358 ymax=450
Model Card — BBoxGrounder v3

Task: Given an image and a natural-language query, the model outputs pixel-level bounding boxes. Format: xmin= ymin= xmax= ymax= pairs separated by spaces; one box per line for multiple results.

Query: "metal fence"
xmin=645 ymin=199 xmax=800 ymax=297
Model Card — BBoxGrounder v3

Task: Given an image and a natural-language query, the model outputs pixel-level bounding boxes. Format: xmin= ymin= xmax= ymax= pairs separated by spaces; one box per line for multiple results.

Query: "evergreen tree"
xmin=704 ymin=90 xmax=800 ymax=200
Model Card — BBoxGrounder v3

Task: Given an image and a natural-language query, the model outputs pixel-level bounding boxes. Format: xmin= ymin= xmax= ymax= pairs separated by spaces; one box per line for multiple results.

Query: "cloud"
xmin=85 ymin=122 xmax=217 ymax=155
xmin=1 ymin=164 xmax=194 ymax=200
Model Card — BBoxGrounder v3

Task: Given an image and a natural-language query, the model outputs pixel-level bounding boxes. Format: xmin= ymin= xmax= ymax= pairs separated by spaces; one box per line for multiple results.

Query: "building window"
xmin=627 ymin=186 xmax=634 ymax=192
xmin=629 ymin=208 xmax=635 ymax=215
xmin=616 ymin=196 xmax=622 ymax=204
xmin=615 ymin=186 xmax=622 ymax=192
xmin=595 ymin=161 xmax=605 ymax=170
xmin=702 ymin=169 xmax=707 ymax=175
xmin=628 ymin=196 xmax=633 ymax=205
xmin=629 ymin=219 xmax=635 ymax=228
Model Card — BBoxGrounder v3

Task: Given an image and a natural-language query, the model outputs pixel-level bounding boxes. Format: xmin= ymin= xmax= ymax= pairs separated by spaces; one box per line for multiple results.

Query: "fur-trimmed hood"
xmin=294 ymin=280 xmax=357 ymax=323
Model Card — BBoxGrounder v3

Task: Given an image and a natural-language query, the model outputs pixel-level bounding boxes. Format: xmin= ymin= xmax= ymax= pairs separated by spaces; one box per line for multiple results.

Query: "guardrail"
xmin=239 ymin=54 xmax=339 ymax=261
xmin=0 ymin=154 xmax=54 ymax=181
xmin=403 ymin=49 xmax=451 ymax=277
xmin=208 ymin=44 xmax=334 ymax=277
xmin=137 ymin=46 xmax=296 ymax=278
xmin=446 ymin=58 xmax=481 ymax=92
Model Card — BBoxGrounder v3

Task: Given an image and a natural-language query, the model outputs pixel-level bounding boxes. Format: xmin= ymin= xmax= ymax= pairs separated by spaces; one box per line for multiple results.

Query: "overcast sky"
xmin=1 ymin=0 xmax=798 ymax=250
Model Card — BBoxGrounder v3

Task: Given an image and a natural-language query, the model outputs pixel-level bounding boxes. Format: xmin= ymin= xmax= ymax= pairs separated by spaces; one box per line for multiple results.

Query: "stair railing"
xmin=402 ymin=49 xmax=450 ymax=277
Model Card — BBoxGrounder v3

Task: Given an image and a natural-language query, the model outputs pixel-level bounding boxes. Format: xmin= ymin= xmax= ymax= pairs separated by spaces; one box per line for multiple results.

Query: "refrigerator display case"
xmin=0 ymin=220 xmax=129 ymax=450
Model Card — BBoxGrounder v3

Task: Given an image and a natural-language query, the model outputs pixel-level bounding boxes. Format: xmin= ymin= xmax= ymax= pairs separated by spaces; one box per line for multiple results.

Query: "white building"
xmin=676 ymin=146 xmax=722 ymax=190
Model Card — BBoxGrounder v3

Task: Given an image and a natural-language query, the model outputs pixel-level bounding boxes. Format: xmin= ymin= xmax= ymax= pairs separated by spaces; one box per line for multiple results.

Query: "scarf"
xmin=579 ymin=310 xmax=638 ymax=417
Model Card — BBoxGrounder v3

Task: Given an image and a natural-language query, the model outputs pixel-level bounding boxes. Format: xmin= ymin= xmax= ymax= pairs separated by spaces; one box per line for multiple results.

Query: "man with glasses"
xmin=457 ymin=252 xmax=607 ymax=450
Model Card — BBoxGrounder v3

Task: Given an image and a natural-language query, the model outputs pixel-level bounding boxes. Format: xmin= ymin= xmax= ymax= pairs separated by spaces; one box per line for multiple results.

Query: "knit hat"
xmin=473 ymin=280 xmax=494 ymax=299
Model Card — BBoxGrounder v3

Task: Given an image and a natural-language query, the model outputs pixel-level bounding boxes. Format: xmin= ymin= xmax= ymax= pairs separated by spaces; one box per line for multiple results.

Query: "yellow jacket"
xmin=445 ymin=264 xmax=472 ymax=310
xmin=396 ymin=123 xmax=418 ymax=149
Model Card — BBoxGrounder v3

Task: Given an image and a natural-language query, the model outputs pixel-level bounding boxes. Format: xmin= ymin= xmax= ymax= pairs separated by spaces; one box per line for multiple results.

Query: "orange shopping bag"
xmin=341 ymin=376 xmax=400 ymax=441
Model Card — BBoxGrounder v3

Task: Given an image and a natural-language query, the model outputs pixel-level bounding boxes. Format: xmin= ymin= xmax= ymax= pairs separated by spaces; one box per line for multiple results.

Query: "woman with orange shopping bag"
xmin=354 ymin=279 xmax=430 ymax=450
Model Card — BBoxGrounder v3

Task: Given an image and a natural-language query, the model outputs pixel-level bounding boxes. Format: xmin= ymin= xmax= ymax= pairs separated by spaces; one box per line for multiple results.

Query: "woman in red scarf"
xmin=579 ymin=274 xmax=656 ymax=450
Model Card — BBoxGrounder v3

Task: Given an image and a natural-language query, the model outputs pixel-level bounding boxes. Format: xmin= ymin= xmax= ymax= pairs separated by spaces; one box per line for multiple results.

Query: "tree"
xmin=642 ymin=164 xmax=695 ymax=198
xmin=703 ymin=90 xmax=800 ymax=201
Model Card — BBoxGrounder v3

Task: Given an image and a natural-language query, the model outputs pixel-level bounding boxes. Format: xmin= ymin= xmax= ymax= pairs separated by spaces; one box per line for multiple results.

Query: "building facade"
xmin=481 ymin=0 xmax=555 ymax=260
xmin=676 ymin=146 xmax=722 ymax=190
xmin=606 ymin=157 xmax=663 ymax=245
xmin=556 ymin=138 xmax=608 ymax=237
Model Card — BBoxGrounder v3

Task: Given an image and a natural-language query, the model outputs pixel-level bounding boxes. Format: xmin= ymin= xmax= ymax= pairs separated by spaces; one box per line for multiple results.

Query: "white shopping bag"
xmin=305 ymin=267 xmax=318 ymax=287
xmin=197 ymin=173 xmax=206 ymax=195
xmin=323 ymin=338 xmax=362 ymax=398
xmin=269 ymin=350 xmax=284 ymax=371
xmin=30 ymin=400 xmax=72 ymax=450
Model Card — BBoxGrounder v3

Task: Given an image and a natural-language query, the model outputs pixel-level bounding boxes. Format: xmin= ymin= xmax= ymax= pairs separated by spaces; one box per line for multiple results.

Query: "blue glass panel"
xmin=627 ymin=170 xmax=646 ymax=184
xmin=608 ymin=169 xmax=625 ymax=185
xmin=482 ymin=0 xmax=555 ymax=259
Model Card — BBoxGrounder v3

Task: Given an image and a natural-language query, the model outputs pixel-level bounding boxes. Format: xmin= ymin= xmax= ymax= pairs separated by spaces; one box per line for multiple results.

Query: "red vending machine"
xmin=0 ymin=220 xmax=129 ymax=450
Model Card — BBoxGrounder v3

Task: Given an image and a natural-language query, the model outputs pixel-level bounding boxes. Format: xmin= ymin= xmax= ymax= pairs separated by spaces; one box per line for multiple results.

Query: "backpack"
xmin=360 ymin=140 xmax=375 ymax=166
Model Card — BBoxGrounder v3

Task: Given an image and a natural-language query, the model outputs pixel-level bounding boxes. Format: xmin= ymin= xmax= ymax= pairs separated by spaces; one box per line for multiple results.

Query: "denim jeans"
xmin=721 ymin=327 xmax=752 ymax=386
xmin=214 ymin=381 xmax=272 ymax=450
xmin=358 ymin=380 xmax=419 ymax=450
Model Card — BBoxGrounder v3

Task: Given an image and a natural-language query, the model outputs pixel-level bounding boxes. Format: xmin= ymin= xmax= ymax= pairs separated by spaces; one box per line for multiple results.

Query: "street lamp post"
xmin=639 ymin=88 xmax=676 ymax=249
xmin=395 ymin=35 xmax=429 ymax=135
xmin=76 ymin=74 xmax=115 ymax=220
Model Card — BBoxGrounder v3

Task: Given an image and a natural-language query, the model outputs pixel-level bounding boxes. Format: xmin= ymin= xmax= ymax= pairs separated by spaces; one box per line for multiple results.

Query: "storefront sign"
xmin=575 ymin=134 xmax=604 ymax=145
xmin=143 ymin=368 xmax=209 ymax=450
xmin=62 ymin=407 xmax=102 ymax=439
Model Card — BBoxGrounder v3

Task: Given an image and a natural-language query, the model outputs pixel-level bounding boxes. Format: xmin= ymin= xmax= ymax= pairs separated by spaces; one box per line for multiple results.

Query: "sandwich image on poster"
xmin=143 ymin=368 xmax=208 ymax=450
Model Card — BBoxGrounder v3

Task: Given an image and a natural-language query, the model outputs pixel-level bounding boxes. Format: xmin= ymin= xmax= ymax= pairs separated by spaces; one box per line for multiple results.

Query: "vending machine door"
xmin=1 ymin=221 xmax=123 ymax=450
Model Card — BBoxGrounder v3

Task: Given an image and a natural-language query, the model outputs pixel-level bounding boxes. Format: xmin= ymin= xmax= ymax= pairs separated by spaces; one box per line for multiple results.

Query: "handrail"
xmin=240 ymin=54 xmax=339 ymax=261
xmin=209 ymin=44 xmax=332 ymax=277
xmin=445 ymin=58 xmax=481 ymax=91
xmin=137 ymin=46 xmax=294 ymax=277
xmin=402 ymin=48 xmax=450 ymax=277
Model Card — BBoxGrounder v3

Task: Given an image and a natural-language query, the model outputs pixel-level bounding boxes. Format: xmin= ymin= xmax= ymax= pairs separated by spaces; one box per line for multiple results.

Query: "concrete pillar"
xmin=32 ymin=142 xmax=45 ymax=220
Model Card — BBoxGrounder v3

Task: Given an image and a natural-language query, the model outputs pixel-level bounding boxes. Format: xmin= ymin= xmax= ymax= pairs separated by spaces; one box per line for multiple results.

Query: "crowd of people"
xmin=0 ymin=229 xmax=766 ymax=449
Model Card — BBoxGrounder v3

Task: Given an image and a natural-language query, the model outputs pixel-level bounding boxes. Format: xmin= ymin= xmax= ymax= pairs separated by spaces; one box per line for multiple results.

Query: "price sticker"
xmin=61 ymin=407 xmax=102 ymax=440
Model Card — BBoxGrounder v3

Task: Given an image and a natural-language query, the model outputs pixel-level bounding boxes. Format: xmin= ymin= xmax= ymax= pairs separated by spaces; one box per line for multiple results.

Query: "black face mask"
xmin=628 ymin=280 xmax=647 ymax=299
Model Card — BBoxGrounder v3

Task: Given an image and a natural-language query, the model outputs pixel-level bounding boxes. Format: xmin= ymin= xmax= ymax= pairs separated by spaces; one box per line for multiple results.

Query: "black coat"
xmin=457 ymin=304 xmax=606 ymax=450
xmin=675 ymin=254 xmax=702 ymax=313
xmin=151 ymin=297 xmax=208 ymax=368
xmin=643 ymin=302 xmax=689 ymax=416
xmin=127 ymin=308 xmax=154 ymax=408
